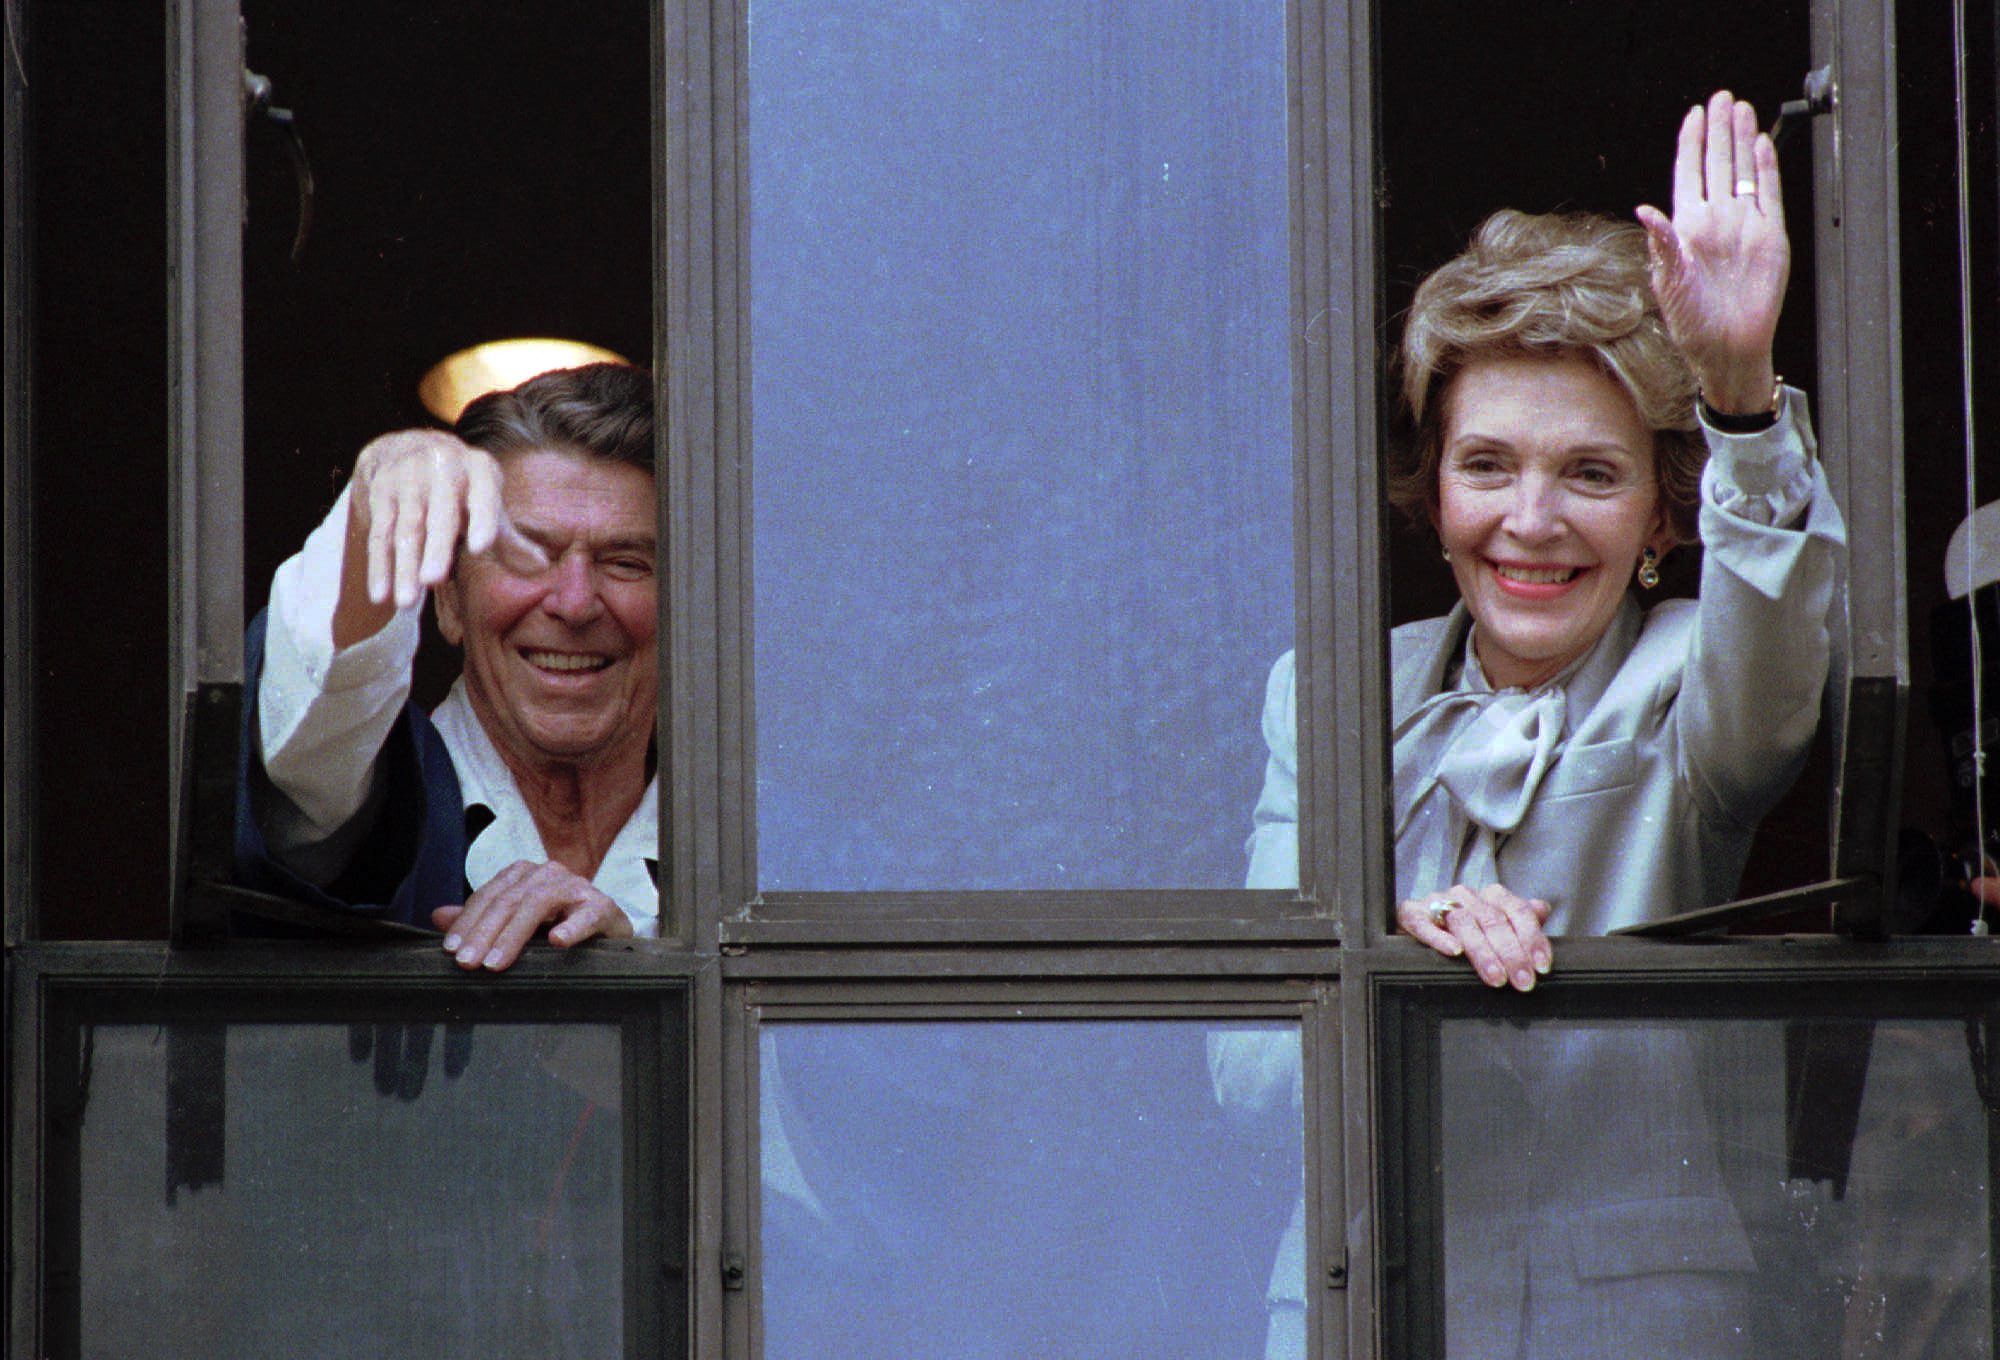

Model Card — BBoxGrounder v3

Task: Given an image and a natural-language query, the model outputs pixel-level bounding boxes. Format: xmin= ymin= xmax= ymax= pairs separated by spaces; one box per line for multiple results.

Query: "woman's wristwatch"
xmin=1699 ymin=374 xmax=1784 ymax=434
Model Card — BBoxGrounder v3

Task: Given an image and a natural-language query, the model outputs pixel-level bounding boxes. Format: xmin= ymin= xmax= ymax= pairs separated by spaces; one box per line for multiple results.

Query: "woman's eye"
xmin=1573 ymin=463 xmax=1620 ymax=488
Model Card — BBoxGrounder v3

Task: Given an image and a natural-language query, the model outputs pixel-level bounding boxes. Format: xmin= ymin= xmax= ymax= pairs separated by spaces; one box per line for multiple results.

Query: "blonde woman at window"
xmin=1252 ymin=91 xmax=1844 ymax=967
xmin=1224 ymin=91 xmax=1847 ymax=1359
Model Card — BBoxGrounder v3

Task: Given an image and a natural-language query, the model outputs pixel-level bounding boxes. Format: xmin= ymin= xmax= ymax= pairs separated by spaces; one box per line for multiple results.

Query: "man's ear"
xmin=434 ymin=578 xmax=465 ymax=646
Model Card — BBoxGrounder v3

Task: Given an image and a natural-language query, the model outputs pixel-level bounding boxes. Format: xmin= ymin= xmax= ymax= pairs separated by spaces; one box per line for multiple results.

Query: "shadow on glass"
xmin=73 ymin=1021 xmax=625 ymax=1359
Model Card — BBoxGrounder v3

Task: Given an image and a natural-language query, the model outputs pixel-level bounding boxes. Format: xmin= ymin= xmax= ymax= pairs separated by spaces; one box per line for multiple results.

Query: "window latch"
xmin=242 ymin=67 xmax=315 ymax=263
xmin=1771 ymin=65 xmax=1834 ymax=153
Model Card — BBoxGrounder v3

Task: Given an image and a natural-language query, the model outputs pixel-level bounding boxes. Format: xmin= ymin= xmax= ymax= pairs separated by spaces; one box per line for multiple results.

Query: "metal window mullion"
xmin=1812 ymin=0 xmax=1908 ymax=935
xmin=1298 ymin=0 xmax=1388 ymax=946
xmin=1316 ymin=0 xmax=1386 ymax=1345
xmin=664 ymin=0 xmax=732 ymax=1356
xmin=166 ymin=0 xmax=245 ymax=943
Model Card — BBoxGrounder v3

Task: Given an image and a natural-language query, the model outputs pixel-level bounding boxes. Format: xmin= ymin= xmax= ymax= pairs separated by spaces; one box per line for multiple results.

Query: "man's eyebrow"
xmin=512 ymin=521 xmax=657 ymax=553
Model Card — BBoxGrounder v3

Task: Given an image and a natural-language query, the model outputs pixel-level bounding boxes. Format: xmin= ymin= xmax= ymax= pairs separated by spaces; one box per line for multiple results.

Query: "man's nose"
xmin=540 ymin=553 xmax=605 ymax=624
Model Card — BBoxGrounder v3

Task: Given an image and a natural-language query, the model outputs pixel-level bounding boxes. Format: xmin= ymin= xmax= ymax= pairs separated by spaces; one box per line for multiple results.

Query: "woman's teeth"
xmin=1495 ymin=564 xmax=1580 ymax=584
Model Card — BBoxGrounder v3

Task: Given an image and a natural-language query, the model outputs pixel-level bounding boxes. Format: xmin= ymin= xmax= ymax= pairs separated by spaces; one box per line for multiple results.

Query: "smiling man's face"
xmin=435 ymin=447 xmax=657 ymax=775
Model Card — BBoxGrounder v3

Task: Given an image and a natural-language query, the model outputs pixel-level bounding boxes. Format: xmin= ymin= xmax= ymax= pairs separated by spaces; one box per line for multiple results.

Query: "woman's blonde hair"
xmin=1391 ymin=210 xmax=1704 ymax=542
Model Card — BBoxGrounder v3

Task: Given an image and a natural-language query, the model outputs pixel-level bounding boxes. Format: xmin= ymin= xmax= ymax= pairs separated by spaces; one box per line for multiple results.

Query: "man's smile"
xmin=523 ymin=649 xmax=614 ymax=674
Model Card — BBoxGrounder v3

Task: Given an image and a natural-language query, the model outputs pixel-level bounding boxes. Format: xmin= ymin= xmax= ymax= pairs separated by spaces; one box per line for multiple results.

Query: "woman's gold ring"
xmin=1425 ymin=897 xmax=1455 ymax=930
xmin=1734 ymin=178 xmax=1757 ymax=197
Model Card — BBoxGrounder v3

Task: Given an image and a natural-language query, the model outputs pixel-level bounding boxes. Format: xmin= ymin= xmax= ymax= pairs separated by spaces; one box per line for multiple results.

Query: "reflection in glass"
xmin=1436 ymin=1018 xmax=1994 ymax=1359
xmin=761 ymin=1020 xmax=1304 ymax=1357
xmin=76 ymin=1023 xmax=624 ymax=1359
xmin=750 ymin=0 xmax=1293 ymax=890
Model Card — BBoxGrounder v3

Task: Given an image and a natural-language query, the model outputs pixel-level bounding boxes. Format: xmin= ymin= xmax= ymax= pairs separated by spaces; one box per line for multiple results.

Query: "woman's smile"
xmin=1488 ymin=560 xmax=1587 ymax=597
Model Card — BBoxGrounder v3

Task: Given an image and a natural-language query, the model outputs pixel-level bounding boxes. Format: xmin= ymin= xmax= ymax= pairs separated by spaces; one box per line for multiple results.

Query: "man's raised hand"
xmin=334 ymin=429 xmax=505 ymax=647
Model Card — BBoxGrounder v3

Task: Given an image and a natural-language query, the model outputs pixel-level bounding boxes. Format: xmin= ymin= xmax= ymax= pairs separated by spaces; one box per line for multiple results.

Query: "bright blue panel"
xmin=761 ymin=1020 xmax=1306 ymax=1357
xmin=751 ymin=0 xmax=1293 ymax=890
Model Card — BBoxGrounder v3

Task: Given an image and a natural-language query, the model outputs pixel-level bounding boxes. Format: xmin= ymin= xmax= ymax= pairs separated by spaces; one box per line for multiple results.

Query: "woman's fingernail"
xmin=1535 ymin=955 xmax=1551 ymax=975
xmin=442 ymin=934 xmax=460 ymax=951
xmin=1514 ymin=969 xmax=1535 ymax=991
xmin=1482 ymin=965 xmax=1504 ymax=986
xmin=455 ymin=946 xmax=480 ymax=966
xmin=483 ymin=949 xmax=506 ymax=970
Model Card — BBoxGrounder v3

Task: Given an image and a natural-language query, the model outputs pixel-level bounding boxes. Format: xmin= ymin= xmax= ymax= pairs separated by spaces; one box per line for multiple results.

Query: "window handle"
xmin=242 ymin=67 xmax=315 ymax=263
xmin=1770 ymin=65 xmax=1834 ymax=154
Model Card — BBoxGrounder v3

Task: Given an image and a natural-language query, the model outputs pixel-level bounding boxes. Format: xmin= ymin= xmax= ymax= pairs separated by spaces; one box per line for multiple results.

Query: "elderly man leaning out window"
xmin=237 ymin=363 xmax=660 ymax=970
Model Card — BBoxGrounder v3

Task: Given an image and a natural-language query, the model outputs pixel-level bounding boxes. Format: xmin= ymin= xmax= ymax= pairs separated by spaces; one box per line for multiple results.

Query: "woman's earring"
xmin=1637 ymin=547 xmax=1661 ymax=589
xmin=1441 ymin=548 xmax=1452 ymax=563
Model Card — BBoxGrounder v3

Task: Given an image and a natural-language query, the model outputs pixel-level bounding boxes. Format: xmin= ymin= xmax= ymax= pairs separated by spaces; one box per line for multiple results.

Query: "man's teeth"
xmin=1496 ymin=565 xmax=1579 ymax=584
xmin=526 ymin=651 xmax=609 ymax=672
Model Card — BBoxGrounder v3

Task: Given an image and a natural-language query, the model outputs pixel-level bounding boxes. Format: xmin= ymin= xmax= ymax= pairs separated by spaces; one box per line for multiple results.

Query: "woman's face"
xmin=1434 ymin=355 xmax=1675 ymax=690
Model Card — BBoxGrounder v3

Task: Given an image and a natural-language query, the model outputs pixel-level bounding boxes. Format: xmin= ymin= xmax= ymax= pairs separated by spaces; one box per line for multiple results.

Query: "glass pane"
xmin=74 ymin=1022 xmax=625 ymax=1358
xmin=761 ymin=1020 xmax=1305 ymax=1356
xmin=1434 ymin=1017 xmax=1994 ymax=1359
xmin=750 ymin=1 xmax=1293 ymax=890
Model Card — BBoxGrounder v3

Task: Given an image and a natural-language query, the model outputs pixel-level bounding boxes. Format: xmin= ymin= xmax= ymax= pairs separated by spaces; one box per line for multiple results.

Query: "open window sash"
xmin=167 ymin=0 xmax=246 ymax=945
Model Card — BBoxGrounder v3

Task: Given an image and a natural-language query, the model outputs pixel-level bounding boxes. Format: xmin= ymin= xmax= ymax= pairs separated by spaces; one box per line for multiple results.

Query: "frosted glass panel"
xmin=750 ymin=0 xmax=1293 ymax=890
xmin=761 ymin=1020 xmax=1305 ymax=1358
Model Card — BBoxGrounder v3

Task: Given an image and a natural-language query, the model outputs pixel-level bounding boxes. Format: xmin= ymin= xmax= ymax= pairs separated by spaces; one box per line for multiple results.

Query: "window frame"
xmin=1367 ymin=950 xmax=2000 ymax=1358
xmin=2 ymin=1 xmax=1981 ymax=1359
xmin=1810 ymin=0 xmax=1911 ymax=937
xmin=699 ymin=0 xmax=1371 ymax=940
xmin=7 ymin=941 xmax=695 ymax=1360
xmin=166 ymin=0 xmax=247 ymax=947
xmin=718 ymin=974 xmax=1340 ymax=1357
xmin=1330 ymin=0 xmax=1944 ymax=1353
xmin=134 ymin=5 xmax=1920 ymax=957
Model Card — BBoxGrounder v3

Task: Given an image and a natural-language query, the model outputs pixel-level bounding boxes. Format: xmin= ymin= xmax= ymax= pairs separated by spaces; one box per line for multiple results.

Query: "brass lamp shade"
xmin=418 ymin=337 xmax=630 ymax=424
